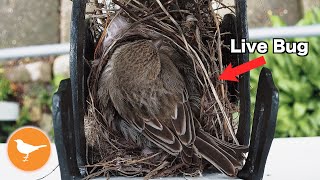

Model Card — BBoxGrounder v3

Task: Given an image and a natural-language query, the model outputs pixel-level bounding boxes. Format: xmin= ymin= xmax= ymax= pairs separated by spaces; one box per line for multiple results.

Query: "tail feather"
xmin=194 ymin=130 xmax=248 ymax=176
xmin=36 ymin=145 xmax=47 ymax=149
xmin=197 ymin=130 xmax=247 ymax=162
xmin=194 ymin=136 xmax=235 ymax=176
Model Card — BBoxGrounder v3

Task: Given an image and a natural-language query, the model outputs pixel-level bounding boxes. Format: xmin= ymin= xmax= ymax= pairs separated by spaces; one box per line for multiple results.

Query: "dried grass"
xmin=83 ymin=0 xmax=239 ymax=179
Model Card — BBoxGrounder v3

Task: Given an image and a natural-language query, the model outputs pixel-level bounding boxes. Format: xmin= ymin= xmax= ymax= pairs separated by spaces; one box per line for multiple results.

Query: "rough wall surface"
xmin=0 ymin=0 xmax=316 ymax=48
xmin=247 ymin=0 xmax=303 ymax=27
xmin=0 ymin=0 xmax=60 ymax=48
xmin=301 ymin=0 xmax=320 ymax=13
xmin=60 ymin=0 xmax=73 ymax=43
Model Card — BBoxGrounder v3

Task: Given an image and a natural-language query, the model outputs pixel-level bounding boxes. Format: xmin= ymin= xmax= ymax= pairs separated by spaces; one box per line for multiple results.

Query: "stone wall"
xmin=301 ymin=0 xmax=320 ymax=13
xmin=60 ymin=0 xmax=73 ymax=43
xmin=0 ymin=0 xmax=60 ymax=48
xmin=0 ymin=0 xmax=319 ymax=47
xmin=247 ymin=0 xmax=303 ymax=27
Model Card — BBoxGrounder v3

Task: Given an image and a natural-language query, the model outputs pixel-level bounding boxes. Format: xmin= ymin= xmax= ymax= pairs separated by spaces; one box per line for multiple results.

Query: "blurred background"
xmin=0 ymin=0 xmax=319 ymax=142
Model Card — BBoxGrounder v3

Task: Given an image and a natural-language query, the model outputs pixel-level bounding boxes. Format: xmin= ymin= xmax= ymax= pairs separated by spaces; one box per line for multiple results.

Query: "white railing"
xmin=0 ymin=25 xmax=320 ymax=61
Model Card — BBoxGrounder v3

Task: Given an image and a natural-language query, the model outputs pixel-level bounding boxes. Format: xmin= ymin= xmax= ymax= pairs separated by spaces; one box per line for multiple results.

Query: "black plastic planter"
xmin=52 ymin=0 xmax=279 ymax=179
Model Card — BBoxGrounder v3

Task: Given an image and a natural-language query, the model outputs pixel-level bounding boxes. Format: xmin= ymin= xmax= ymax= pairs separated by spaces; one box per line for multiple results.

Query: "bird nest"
xmin=84 ymin=0 xmax=240 ymax=179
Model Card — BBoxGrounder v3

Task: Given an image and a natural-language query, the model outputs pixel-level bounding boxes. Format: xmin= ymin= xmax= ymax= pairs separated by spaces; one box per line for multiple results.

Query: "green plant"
xmin=250 ymin=8 xmax=320 ymax=137
xmin=53 ymin=74 xmax=66 ymax=90
xmin=0 ymin=74 xmax=12 ymax=101
xmin=37 ymin=86 xmax=53 ymax=110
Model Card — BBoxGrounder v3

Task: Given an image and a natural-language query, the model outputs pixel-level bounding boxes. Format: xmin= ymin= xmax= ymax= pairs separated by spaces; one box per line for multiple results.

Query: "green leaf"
xmin=269 ymin=15 xmax=287 ymax=27
xmin=0 ymin=75 xmax=12 ymax=101
xmin=293 ymin=102 xmax=307 ymax=118
xmin=280 ymin=92 xmax=293 ymax=104
xmin=298 ymin=119 xmax=311 ymax=136
xmin=250 ymin=8 xmax=320 ymax=137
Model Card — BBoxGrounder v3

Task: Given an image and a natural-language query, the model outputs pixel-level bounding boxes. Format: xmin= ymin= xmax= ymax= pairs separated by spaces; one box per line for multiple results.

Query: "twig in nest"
xmin=186 ymin=43 xmax=239 ymax=144
xmin=154 ymin=163 xmax=186 ymax=178
xmin=209 ymin=1 xmax=225 ymax=100
xmin=144 ymin=161 xmax=170 ymax=180
xmin=84 ymin=0 xmax=240 ymax=178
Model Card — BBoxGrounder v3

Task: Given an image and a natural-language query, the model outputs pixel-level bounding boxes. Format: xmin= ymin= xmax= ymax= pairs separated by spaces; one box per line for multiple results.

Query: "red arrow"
xmin=219 ymin=56 xmax=266 ymax=82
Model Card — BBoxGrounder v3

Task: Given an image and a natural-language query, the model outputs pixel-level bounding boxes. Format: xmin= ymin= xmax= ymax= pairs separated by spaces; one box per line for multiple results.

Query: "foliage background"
xmin=250 ymin=8 xmax=320 ymax=137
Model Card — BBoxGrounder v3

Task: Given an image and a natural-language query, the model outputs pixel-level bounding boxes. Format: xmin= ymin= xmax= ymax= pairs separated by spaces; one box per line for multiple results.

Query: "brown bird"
xmin=97 ymin=16 xmax=247 ymax=176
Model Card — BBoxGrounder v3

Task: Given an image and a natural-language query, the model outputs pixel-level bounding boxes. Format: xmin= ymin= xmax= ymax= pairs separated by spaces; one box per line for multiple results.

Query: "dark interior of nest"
xmin=83 ymin=0 xmax=240 ymax=179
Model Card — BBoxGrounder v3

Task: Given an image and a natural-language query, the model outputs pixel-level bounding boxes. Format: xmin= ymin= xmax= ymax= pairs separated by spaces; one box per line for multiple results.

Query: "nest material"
xmin=84 ymin=0 xmax=239 ymax=179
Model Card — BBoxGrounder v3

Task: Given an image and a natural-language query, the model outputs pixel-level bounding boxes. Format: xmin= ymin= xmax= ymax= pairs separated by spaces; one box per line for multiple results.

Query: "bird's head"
xmin=14 ymin=139 xmax=23 ymax=144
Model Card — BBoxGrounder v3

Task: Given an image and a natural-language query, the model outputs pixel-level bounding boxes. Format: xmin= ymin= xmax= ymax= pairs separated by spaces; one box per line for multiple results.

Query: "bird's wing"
xmin=20 ymin=142 xmax=43 ymax=153
xmin=172 ymin=102 xmax=196 ymax=146
xmin=157 ymin=50 xmax=196 ymax=147
xmin=152 ymin=57 xmax=195 ymax=154
xmin=115 ymin=90 xmax=192 ymax=156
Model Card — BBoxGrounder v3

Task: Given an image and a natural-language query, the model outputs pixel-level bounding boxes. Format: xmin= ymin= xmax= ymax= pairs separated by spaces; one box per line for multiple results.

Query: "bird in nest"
xmin=96 ymin=15 xmax=248 ymax=177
